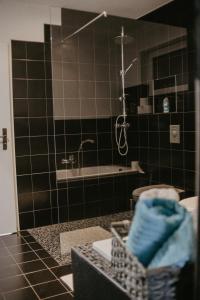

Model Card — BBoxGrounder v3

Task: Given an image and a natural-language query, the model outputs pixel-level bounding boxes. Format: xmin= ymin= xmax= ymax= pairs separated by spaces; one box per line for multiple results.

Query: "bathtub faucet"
xmin=77 ymin=139 xmax=95 ymax=169
xmin=61 ymin=154 xmax=76 ymax=168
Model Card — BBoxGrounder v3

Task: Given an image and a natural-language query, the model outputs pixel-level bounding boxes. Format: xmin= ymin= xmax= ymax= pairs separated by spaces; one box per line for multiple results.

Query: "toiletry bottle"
xmin=163 ymin=97 xmax=169 ymax=113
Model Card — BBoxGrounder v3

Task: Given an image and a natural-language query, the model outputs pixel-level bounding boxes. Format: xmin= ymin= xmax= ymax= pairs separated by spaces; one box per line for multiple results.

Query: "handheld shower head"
xmin=124 ymin=58 xmax=138 ymax=75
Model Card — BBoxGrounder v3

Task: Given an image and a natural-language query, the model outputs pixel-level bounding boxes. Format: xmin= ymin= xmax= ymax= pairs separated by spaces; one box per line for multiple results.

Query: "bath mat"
xmin=60 ymin=226 xmax=112 ymax=255
xmin=28 ymin=211 xmax=132 ymax=266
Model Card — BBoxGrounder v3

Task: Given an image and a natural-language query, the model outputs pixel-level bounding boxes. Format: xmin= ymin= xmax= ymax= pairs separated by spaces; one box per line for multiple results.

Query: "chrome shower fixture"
xmin=122 ymin=58 xmax=138 ymax=76
xmin=62 ymin=11 xmax=107 ymax=42
xmin=114 ymin=26 xmax=137 ymax=156
xmin=77 ymin=139 xmax=95 ymax=169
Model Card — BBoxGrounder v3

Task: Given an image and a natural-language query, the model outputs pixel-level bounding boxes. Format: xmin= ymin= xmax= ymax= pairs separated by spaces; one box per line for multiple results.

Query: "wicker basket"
xmin=111 ymin=221 xmax=185 ymax=300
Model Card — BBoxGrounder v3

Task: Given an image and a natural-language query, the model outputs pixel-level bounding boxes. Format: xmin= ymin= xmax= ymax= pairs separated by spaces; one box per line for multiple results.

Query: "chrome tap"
xmin=61 ymin=154 xmax=76 ymax=168
xmin=77 ymin=139 xmax=95 ymax=169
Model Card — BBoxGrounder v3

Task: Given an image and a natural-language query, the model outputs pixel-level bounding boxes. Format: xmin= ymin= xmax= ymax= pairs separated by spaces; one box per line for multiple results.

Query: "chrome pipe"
xmin=62 ymin=11 xmax=107 ymax=42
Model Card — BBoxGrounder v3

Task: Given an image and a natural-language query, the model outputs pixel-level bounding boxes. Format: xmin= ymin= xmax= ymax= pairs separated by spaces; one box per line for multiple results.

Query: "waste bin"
xmin=130 ymin=184 xmax=184 ymax=210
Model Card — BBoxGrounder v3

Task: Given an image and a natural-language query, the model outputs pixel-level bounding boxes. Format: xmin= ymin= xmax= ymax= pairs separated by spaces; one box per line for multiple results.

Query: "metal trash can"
xmin=130 ymin=184 xmax=185 ymax=210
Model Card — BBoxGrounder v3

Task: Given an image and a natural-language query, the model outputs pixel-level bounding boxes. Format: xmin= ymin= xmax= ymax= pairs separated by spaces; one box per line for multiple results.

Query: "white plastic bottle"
xmin=163 ymin=97 xmax=169 ymax=113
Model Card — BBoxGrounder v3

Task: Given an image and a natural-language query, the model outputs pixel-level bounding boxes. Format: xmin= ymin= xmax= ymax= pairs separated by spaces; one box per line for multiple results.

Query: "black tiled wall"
xmin=12 ymin=30 xmax=57 ymax=229
xmin=134 ymin=28 xmax=195 ymax=196
xmin=134 ymin=110 xmax=195 ymax=196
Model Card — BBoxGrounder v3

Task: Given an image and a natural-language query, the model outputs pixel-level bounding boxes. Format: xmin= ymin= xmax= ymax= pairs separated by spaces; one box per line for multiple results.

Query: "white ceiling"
xmin=12 ymin=0 xmax=173 ymax=19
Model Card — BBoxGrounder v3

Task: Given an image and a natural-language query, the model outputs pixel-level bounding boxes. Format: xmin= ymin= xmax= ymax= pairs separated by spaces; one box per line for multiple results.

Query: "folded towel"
xmin=126 ymin=188 xmax=195 ymax=269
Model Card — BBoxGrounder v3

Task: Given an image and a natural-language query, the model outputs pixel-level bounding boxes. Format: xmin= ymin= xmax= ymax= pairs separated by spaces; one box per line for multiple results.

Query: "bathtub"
xmin=56 ymin=164 xmax=138 ymax=182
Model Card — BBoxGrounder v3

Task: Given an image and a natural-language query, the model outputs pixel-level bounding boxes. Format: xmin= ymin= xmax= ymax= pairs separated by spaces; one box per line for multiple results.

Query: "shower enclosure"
xmin=50 ymin=9 xmax=140 ymax=180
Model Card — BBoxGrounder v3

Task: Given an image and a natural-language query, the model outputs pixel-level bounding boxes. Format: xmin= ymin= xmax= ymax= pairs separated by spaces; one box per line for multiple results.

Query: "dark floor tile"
xmin=35 ymin=249 xmax=51 ymax=259
xmin=42 ymin=257 xmax=58 ymax=268
xmin=33 ymin=280 xmax=67 ymax=299
xmin=0 ymin=247 xmax=10 ymax=257
xmin=51 ymin=265 xmax=72 ymax=278
xmin=26 ymin=269 xmax=56 ymax=285
xmin=4 ymin=287 xmax=39 ymax=300
xmin=0 ymin=264 xmax=22 ymax=279
xmin=0 ymin=256 xmax=15 ymax=267
xmin=0 ymin=274 xmax=29 ymax=292
xmin=0 ymin=241 xmax=4 ymax=248
xmin=13 ymin=251 xmax=39 ymax=263
xmin=2 ymin=236 xmax=27 ymax=247
xmin=23 ymin=236 xmax=36 ymax=243
xmin=8 ymin=244 xmax=32 ymax=255
xmin=18 ymin=259 xmax=46 ymax=274
xmin=19 ymin=231 xmax=31 ymax=237
xmin=29 ymin=243 xmax=43 ymax=251
xmin=45 ymin=293 xmax=73 ymax=300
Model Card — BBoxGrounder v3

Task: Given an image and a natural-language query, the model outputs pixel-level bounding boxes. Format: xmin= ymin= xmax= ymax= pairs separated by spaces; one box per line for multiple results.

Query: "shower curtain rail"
xmin=62 ymin=11 xmax=107 ymax=42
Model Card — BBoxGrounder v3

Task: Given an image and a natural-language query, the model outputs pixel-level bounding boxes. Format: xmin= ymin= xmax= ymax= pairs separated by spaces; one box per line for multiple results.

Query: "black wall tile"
xmin=16 ymin=156 xmax=31 ymax=175
xmin=59 ymin=206 xmax=68 ymax=223
xmin=13 ymin=79 xmax=27 ymax=98
xmin=68 ymin=187 xmax=83 ymax=206
xmin=171 ymin=150 xmax=184 ymax=169
xmin=184 ymin=132 xmax=195 ymax=151
xmin=33 ymin=191 xmax=51 ymax=210
xmin=14 ymin=119 xmax=29 ymax=137
xmin=32 ymin=173 xmax=50 ymax=192
xmin=11 ymin=41 xmax=26 ymax=59
xmin=27 ymin=61 xmax=45 ymax=79
xmin=17 ymin=175 xmax=32 ymax=194
xmin=185 ymin=151 xmax=195 ymax=171
xmin=44 ymin=24 xmax=51 ymax=43
xmin=184 ymin=112 xmax=195 ymax=131
xmin=29 ymin=118 xmax=47 ymax=136
xmin=30 ymin=136 xmax=48 ymax=155
xmin=27 ymin=42 xmax=44 ymax=60
xmin=28 ymin=99 xmax=47 ymax=118
xmin=18 ymin=193 xmax=33 ymax=213
xmin=68 ymin=204 xmax=84 ymax=221
xmin=35 ymin=209 xmax=52 ymax=227
xmin=159 ymin=114 xmax=170 ymax=131
xmin=15 ymin=137 xmax=30 ymax=156
xmin=13 ymin=99 xmax=28 ymax=118
xmin=28 ymin=80 xmax=46 ymax=98
xmin=31 ymin=155 xmax=49 ymax=174
xmin=12 ymin=60 xmax=27 ymax=78
xmin=19 ymin=212 xmax=35 ymax=230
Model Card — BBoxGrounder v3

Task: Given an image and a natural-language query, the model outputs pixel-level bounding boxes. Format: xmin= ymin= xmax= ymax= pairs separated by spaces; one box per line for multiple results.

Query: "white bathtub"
xmin=56 ymin=165 xmax=138 ymax=182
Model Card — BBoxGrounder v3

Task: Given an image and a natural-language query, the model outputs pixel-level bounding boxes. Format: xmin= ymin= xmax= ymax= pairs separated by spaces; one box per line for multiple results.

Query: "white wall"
xmin=0 ymin=0 xmax=61 ymax=43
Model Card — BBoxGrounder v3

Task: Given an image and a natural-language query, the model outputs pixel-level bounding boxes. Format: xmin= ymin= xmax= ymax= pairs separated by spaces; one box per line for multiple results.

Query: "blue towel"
xmin=126 ymin=188 xmax=195 ymax=268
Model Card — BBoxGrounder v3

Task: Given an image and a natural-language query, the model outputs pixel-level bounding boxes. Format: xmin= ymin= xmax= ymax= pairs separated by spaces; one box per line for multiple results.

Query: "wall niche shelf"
xmin=149 ymin=75 xmax=188 ymax=114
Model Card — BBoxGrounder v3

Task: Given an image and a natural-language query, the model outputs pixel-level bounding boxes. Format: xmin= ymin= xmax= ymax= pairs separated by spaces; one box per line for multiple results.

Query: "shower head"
xmin=114 ymin=34 xmax=134 ymax=45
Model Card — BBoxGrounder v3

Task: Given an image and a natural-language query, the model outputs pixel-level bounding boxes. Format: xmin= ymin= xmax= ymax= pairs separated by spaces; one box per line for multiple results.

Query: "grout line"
xmin=2 ymin=286 xmax=40 ymax=299
xmin=42 ymin=291 xmax=72 ymax=300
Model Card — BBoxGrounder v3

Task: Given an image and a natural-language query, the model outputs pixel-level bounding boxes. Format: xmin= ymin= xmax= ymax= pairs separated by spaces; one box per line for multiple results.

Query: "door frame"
xmin=8 ymin=40 xmax=20 ymax=233
xmin=0 ymin=41 xmax=19 ymax=235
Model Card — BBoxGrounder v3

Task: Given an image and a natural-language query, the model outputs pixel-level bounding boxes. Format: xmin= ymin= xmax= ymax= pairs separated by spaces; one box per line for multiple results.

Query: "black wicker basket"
xmin=111 ymin=221 xmax=193 ymax=300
